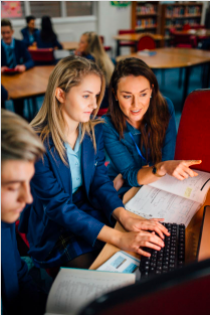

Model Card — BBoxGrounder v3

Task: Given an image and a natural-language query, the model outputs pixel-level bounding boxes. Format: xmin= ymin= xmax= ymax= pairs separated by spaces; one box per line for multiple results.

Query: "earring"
xmin=150 ymin=94 xmax=152 ymax=99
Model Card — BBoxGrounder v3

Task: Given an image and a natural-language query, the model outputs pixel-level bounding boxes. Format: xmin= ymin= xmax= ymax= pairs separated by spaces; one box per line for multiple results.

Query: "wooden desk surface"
xmin=61 ymin=41 xmax=78 ymax=51
xmin=1 ymin=66 xmax=54 ymax=99
xmin=113 ymin=33 xmax=170 ymax=42
xmin=116 ymin=48 xmax=210 ymax=69
xmin=175 ymin=29 xmax=210 ymax=37
xmin=90 ymin=188 xmax=210 ymax=270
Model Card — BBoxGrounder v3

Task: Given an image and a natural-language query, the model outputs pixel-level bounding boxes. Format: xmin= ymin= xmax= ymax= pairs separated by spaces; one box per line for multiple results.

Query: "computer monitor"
xmin=197 ymin=206 xmax=210 ymax=262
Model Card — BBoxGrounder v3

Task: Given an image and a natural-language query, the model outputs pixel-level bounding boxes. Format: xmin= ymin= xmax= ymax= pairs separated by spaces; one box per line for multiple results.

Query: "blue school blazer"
xmin=21 ymin=27 xmax=39 ymax=47
xmin=1 ymin=222 xmax=46 ymax=315
xmin=19 ymin=124 xmax=124 ymax=262
xmin=1 ymin=39 xmax=34 ymax=70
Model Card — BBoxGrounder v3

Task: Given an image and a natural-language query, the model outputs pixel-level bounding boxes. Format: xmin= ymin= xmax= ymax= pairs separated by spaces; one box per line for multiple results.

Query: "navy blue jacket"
xmin=1 ymin=39 xmax=34 ymax=70
xmin=19 ymin=123 xmax=124 ymax=262
xmin=36 ymin=31 xmax=63 ymax=49
xmin=103 ymin=97 xmax=177 ymax=194
xmin=21 ymin=27 xmax=39 ymax=47
xmin=1 ymin=222 xmax=46 ymax=315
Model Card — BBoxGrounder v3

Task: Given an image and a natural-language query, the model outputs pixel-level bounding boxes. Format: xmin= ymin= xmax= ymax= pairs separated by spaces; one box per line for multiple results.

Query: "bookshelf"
xmin=131 ymin=1 xmax=160 ymax=33
xmin=160 ymin=2 xmax=203 ymax=36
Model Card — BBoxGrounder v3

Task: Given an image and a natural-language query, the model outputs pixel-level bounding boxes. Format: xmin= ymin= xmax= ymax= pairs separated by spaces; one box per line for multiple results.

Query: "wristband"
xmin=152 ymin=165 xmax=166 ymax=177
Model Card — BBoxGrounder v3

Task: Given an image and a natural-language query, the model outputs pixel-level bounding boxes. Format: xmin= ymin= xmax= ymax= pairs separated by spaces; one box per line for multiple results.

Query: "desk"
xmin=90 ymin=188 xmax=210 ymax=270
xmin=113 ymin=34 xmax=170 ymax=56
xmin=116 ymin=48 xmax=210 ymax=107
xmin=175 ymin=29 xmax=210 ymax=38
xmin=1 ymin=66 xmax=54 ymax=118
xmin=61 ymin=41 xmax=78 ymax=51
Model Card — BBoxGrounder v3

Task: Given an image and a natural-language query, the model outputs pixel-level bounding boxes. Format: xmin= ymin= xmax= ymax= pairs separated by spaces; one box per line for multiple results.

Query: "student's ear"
xmin=55 ymin=88 xmax=65 ymax=103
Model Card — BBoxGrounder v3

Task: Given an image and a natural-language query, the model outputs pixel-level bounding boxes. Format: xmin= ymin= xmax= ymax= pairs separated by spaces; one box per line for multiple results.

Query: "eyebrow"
xmin=121 ymin=88 xmax=149 ymax=94
xmin=2 ymin=180 xmax=23 ymax=185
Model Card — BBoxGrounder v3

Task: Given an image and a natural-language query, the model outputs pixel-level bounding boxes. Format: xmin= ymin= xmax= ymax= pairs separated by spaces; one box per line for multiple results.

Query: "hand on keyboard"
xmin=139 ymin=223 xmax=185 ymax=278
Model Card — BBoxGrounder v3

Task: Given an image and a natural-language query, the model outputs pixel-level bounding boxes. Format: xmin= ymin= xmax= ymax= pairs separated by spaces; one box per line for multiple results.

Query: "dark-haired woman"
xmin=103 ymin=58 xmax=201 ymax=195
xmin=36 ymin=16 xmax=63 ymax=49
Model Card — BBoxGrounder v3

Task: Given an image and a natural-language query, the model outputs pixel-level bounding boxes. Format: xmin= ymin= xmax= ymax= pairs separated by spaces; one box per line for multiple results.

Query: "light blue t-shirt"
xmin=64 ymin=127 xmax=83 ymax=194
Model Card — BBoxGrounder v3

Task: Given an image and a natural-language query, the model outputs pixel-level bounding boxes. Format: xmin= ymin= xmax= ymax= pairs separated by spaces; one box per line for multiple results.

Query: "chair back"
xmin=137 ymin=35 xmax=156 ymax=51
xmin=175 ymin=89 xmax=210 ymax=173
xmin=28 ymin=48 xmax=54 ymax=62
xmin=183 ymin=23 xmax=191 ymax=31
xmin=97 ymin=108 xmax=108 ymax=117
xmin=118 ymin=29 xmax=135 ymax=47
xmin=173 ymin=33 xmax=197 ymax=48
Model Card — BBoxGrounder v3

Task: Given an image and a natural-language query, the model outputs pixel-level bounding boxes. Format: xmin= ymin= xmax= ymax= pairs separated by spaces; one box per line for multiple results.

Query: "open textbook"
xmin=125 ymin=169 xmax=210 ymax=227
xmin=45 ymin=268 xmax=135 ymax=315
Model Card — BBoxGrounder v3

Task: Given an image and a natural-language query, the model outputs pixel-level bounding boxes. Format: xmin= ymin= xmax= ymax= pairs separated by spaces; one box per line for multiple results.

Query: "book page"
xmin=46 ymin=268 xmax=135 ymax=315
xmin=125 ymin=185 xmax=201 ymax=226
xmin=149 ymin=170 xmax=210 ymax=203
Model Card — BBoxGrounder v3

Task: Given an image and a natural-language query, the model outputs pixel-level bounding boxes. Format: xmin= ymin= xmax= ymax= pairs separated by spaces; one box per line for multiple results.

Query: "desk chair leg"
xmin=202 ymin=63 xmax=210 ymax=88
xmin=178 ymin=68 xmax=183 ymax=88
xmin=161 ymin=69 xmax=165 ymax=86
xmin=116 ymin=40 xmax=120 ymax=57
xmin=182 ymin=67 xmax=191 ymax=110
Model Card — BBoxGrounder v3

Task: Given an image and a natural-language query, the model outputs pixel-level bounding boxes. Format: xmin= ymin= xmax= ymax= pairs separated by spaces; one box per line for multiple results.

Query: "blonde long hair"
xmin=31 ymin=56 xmax=105 ymax=164
xmin=83 ymin=32 xmax=114 ymax=85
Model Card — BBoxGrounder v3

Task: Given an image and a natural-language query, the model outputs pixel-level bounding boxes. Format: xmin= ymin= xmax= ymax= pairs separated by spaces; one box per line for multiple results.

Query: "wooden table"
xmin=61 ymin=41 xmax=78 ymax=51
xmin=116 ymin=48 xmax=210 ymax=107
xmin=2 ymin=65 xmax=54 ymax=119
xmin=113 ymin=33 xmax=170 ymax=56
xmin=175 ymin=29 xmax=210 ymax=38
xmin=90 ymin=188 xmax=210 ymax=270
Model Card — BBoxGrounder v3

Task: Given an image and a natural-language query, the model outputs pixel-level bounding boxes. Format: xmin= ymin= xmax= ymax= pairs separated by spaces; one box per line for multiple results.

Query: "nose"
xmin=92 ymin=96 xmax=98 ymax=110
xmin=131 ymin=96 xmax=139 ymax=108
xmin=20 ymin=182 xmax=33 ymax=205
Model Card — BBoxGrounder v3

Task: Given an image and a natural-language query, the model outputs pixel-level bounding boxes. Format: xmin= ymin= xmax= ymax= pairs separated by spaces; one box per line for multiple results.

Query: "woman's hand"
xmin=157 ymin=160 xmax=202 ymax=180
xmin=112 ymin=208 xmax=169 ymax=239
xmin=115 ymin=230 xmax=165 ymax=257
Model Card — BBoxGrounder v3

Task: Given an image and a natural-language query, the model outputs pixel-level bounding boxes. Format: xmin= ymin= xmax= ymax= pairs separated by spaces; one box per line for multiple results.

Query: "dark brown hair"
xmin=1 ymin=19 xmax=12 ymax=29
xmin=109 ymin=58 xmax=170 ymax=164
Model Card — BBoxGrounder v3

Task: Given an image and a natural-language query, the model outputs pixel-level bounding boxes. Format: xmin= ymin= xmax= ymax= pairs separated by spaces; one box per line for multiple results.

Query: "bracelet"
xmin=152 ymin=165 xmax=166 ymax=177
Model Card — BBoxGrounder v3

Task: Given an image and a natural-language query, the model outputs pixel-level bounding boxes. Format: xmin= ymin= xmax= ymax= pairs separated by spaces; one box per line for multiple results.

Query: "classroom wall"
xmin=11 ymin=1 xmax=131 ymax=56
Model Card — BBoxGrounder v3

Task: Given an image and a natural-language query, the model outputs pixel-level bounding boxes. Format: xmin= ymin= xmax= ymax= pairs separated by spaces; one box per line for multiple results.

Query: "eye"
xmin=8 ymin=186 xmax=19 ymax=192
xmin=140 ymin=93 xmax=147 ymax=97
xmin=123 ymin=95 xmax=131 ymax=99
xmin=83 ymin=95 xmax=89 ymax=99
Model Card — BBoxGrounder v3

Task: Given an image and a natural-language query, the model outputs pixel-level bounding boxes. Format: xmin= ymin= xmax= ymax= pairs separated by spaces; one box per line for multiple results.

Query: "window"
xmin=1 ymin=1 xmax=25 ymax=19
xmin=30 ymin=1 xmax=61 ymax=18
xmin=66 ymin=1 xmax=93 ymax=17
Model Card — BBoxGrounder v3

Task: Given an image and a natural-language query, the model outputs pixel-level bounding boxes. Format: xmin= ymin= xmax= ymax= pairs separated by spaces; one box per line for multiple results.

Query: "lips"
xmin=131 ymin=109 xmax=142 ymax=115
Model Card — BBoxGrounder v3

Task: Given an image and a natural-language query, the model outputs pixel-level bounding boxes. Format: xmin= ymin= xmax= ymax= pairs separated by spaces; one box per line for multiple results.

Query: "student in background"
xmin=1 ymin=19 xmax=34 ymax=117
xmin=19 ymin=56 xmax=169 ymax=271
xmin=75 ymin=32 xmax=114 ymax=108
xmin=1 ymin=109 xmax=46 ymax=315
xmin=103 ymin=58 xmax=201 ymax=195
xmin=36 ymin=15 xmax=63 ymax=49
xmin=21 ymin=15 xmax=39 ymax=47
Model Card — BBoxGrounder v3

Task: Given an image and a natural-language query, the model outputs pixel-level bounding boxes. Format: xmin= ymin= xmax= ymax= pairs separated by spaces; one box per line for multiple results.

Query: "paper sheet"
xmin=125 ymin=185 xmax=201 ymax=226
xmin=149 ymin=169 xmax=210 ymax=203
xmin=46 ymin=268 xmax=135 ymax=315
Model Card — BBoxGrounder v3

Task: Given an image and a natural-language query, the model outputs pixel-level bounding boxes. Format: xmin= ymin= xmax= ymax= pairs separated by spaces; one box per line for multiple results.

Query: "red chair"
xmin=97 ymin=108 xmax=108 ymax=117
xmin=175 ymin=89 xmax=210 ymax=173
xmin=28 ymin=48 xmax=54 ymax=62
xmin=118 ymin=29 xmax=136 ymax=48
xmin=136 ymin=34 xmax=156 ymax=51
xmin=173 ymin=33 xmax=197 ymax=48
xmin=99 ymin=36 xmax=112 ymax=53
xmin=183 ymin=23 xmax=191 ymax=31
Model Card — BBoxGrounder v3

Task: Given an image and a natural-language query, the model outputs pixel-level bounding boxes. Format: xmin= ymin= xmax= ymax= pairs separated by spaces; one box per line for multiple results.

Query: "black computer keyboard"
xmin=139 ymin=223 xmax=185 ymax=278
